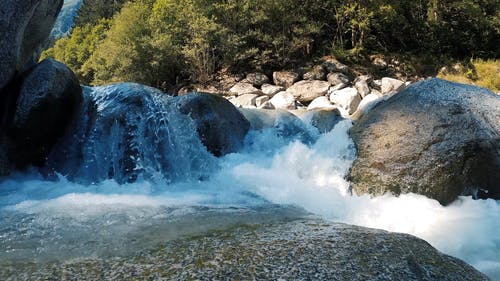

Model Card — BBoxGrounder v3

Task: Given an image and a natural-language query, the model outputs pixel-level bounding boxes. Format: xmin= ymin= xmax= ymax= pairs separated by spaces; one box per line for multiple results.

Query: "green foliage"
xmin=41 ymin=19 xmax=110 ymax=84
xmin=74 ymin=0 xmax=127 ymax=26
xmin=438 ymin=59 xmax=500 ymax=92
xmin=43 ymin=0 xmax=499 ymax=88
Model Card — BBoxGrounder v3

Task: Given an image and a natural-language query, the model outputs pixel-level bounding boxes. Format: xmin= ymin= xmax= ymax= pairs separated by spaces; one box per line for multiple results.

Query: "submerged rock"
xmin=0 ymin=0 xmax=63 ymax=92
xmin=176 ymin=93 xmax=250 ymax=157
xmin=5 ymin=220 xmax=488 ymax=280
xmin=350 ymin=78 xmax=500 ymax=205
xmin=7 ymin=59 xmax=82 ymax=168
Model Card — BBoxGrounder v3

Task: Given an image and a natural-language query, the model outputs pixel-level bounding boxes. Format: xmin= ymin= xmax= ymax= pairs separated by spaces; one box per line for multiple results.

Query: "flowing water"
xmin=0 ymin=85 xmax=499 ymax=279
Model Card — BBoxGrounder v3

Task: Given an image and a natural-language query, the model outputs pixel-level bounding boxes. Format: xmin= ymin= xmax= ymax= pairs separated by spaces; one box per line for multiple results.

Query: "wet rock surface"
xmin=176 ymin=92 xmax=250 ymax=157
xmin=0 ymin=0 xmax=63 ymax=92
xmin=350 ymin=78 xmax=500 ymax=205
xmin=6 ymin=59 xmax=82 ymax=168
xmin=0 ymin=219 xmax=488 ymax=281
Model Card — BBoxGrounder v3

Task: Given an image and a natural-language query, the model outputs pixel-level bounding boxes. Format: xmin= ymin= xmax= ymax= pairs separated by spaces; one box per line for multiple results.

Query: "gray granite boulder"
xmin=350 ymin=78 xmax=500 ymax=205
xmin=177 ymin=93 xmax=250 ymax=157
xmin=6 ymin=220 xmax=488 ymax=280
xmin=7 ymin=59 xmax=82 ymax=168
xmin=0 ymin=0 xmax=63 ymax=93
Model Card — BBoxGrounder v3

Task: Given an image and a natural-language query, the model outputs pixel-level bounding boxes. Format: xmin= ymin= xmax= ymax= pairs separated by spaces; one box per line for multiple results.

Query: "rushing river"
xmin=0 ymin=85 xmax=499 ymax=279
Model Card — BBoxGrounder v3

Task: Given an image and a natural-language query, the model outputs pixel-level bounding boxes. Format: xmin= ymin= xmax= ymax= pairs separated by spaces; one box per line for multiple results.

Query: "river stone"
xmin=307 ymin=96 xmax=336 ymax=111
xmin=229 ymin=93 xmax=259 ymax=108
xmin=229 ymin=82 xmax=262 ymax=96
xmin=7 ymin=58 xmax=82 ymax=168
xmin=245 ymin=72 xmax=269 ymax=87
xmin=287 ymin=80 xmax=330 ymax=103
xmin=300 ymin=109 xmax=343 ymax=133
xmin=177 ymin=93 xmax=250 ymax=157
xmin=0 ymin=0 xmax=63 ymax=93
xmin=350 ymin=78 xmax=500 ymax=205
xmin=5 ymin=220 xmax=488 ymax=281
xmin=261 ymin=83 xmax=284 ymax=97
xmin=329 ymin=87 xmax=361 ymax=115
xmin=302 ymin=65 xmax=326 ymax=80
xmin=381 ymin=77 xmax=406 ymax=95
xmin=327 ymin=72 xmax=350 ymax=86
xmin=322 ymin=58 xmax=350 ymax=74
xmin=350 ymin=93 xmax=383 ymax=121
xmin=273 ymin=71 xmax=300 ymax=89
xmin=269 ymin=91 xmax=296 ymax=110
xmin=354 ymin=79 xmax=371 ymax=98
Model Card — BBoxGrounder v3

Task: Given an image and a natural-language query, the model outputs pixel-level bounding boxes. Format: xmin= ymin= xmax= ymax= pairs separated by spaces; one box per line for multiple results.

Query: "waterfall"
xmin=45 ymin=83 xmax=217 ymax=184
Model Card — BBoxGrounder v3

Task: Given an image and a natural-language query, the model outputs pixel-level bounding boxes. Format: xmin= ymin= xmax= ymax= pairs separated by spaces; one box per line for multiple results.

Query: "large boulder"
xmin=0 ymin=0 xmax=63 ymax=92
xmin=302 ymin=65 xmax=326 ymax=80
xmin=381 ymin=77 xmax=406 ymax=95
xmin=6 ymin=58 xmax=82 ymax=167
xmin=327 ymin=72 xmax=350 ymax=87
xmin=322 ymin=58 xmax=350 ymax=74
xmin=350 ymin=78 xmax=500 ymax=205
xmin=16 ymin=220 xmax=489 ymax=280
xmin=176 ymin=93 xmax=250 ymax=157
xmin=287 ymin=80 xmax=330 ymax=103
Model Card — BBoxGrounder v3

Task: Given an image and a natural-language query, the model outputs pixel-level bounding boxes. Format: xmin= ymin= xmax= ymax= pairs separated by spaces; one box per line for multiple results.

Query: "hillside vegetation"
xmin=42 ymin=0 xmax=499 ymax=91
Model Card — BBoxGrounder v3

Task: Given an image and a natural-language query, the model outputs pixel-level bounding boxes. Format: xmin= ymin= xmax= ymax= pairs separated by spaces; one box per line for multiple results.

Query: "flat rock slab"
xmin=0 ymin=220 xmax=488 ymax=281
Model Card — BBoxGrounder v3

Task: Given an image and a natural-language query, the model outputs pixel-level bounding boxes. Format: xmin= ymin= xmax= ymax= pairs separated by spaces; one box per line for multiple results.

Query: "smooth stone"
xmin=269 ymin=91 xmax=297 ymax=110
xmin=7 ymin=58 xmax=82 ymax=168
xmin=287 ymin=80 xmax=330 ymax=103
xmin=329 ymin=87 xmax=361 ymax=115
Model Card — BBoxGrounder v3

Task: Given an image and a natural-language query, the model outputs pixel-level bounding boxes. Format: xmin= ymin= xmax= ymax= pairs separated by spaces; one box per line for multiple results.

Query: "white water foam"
xmin=0 ymin=120 xmax=499 ymax=279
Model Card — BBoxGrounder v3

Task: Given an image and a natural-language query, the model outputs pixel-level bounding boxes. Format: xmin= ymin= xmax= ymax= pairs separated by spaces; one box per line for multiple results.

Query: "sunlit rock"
xmin=350 ymin=78 xmax=500 ymax=205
